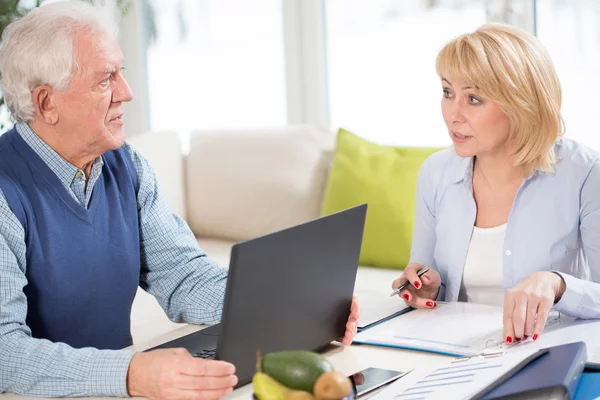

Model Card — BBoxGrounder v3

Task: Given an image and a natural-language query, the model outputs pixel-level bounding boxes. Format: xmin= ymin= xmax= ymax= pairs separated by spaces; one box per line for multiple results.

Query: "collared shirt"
xmin=0 ymin=122 xmax=228 ymax=397
xmin=410 ymin=138 xmax=600 ymax=318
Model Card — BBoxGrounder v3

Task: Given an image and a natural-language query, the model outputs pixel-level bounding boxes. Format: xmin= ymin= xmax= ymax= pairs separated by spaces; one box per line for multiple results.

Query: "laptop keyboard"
xmin=192 ymin=348 xmax=216 ymax=359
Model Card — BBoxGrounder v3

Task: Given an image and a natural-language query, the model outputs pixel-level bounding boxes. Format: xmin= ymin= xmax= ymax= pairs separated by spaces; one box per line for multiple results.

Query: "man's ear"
xmin=32 ymin=85 xmax=59 ymax=125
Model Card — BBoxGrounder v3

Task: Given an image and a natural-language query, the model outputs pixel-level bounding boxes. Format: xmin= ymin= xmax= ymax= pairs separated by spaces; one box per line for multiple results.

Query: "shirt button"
xmin=505 ymin=249 xmax=512 ymax=256
xmin=75 ymin=171 xmax=83 ymax=179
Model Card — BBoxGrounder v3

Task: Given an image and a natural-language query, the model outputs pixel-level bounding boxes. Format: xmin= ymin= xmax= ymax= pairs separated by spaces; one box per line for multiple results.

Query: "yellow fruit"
xmin=285 ymin=390 xmax=316 ymax=400
xmin=313 ymin=371 xmax=353 ymax=400
xmin=254 ymin=372 xmax=291 ymax=400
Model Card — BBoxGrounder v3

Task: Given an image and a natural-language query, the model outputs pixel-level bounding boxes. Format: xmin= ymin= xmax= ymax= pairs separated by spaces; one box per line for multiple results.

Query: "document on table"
xmin=353 ymin=301 xmax=600 ymax=364
xmin=353 ymin=302 xmax=505 ymax=356
xmin=479 ymin=313 xmax=600 ymax=364
xmin=354 ymin=289 xmax=410 ymax=330
xmin=369 ymin=349 xmax=547 ymax=400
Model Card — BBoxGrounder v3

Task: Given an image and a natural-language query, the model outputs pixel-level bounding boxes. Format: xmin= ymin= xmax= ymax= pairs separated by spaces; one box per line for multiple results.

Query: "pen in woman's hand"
xmin=389 ymin=267 xmax=430 ymax=297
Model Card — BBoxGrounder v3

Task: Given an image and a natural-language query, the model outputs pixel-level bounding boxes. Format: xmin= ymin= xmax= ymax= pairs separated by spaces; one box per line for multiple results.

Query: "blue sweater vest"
xmin=0 ymin=128 xmax=140 ymax=350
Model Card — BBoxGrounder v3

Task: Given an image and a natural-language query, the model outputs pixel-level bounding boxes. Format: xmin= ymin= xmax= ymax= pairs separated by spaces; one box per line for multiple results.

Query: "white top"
xmin=459 ymin=224 xmax=507 ymax=307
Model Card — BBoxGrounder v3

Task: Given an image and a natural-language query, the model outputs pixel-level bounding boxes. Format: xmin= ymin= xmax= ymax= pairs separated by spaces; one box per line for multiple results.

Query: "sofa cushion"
xmin=127 ymin=131 xmax=187 ymax=220
xmin=321 ymin=129 xmax=443 ymax=269
xmin=186 ymin=126 xmax=335 ymax=241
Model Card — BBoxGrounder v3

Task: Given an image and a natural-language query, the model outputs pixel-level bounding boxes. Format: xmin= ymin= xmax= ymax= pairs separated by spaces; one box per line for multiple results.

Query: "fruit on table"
xmin=285 ymin=390 xmax=316 ymax=400
xmin=253 ymin=372 xmax=291 ymax=400
xmin=313 ymin=371 xmax=353 ymax=400
xmin=261 ymin=351 xmax=334 ymax=393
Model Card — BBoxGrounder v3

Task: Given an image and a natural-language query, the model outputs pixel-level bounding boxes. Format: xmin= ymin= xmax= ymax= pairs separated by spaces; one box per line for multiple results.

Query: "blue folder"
xmin=574 ymin=372 xmax=600 ymax=400
xmin=479 ymin=341 xmax=587 ymax=400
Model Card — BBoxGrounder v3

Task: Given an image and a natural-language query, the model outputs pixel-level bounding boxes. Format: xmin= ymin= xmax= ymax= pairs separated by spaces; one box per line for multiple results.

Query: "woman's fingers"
xmin=421 ymin=274 xmax=432 ymax=285
xmin=391 ymin=276 xmax=408 ymax=291
xmin=393 ymin=264 xmax=429 ymax=293
xmin=503 ymin=296 xmax=516 ymax=344
xmin=402 ymin=267 xmax=424 ymax=290
xmin=399 ymin=289 xmax=436 ymax=309
xmin=512 ymin=293 xmax=528 ymax=340
xmin=524 ymin=297 xmax=538 ymax=338
xmin=532 ymin=299 xmax=553 ymax=340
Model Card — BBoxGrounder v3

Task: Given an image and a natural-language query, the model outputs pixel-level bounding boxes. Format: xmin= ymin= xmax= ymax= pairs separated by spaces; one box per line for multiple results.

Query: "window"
xmin=325 ymin=0 xmax=491 ymax=147
xmin=145 ymin=0 xmax=286 ymax=133
xmin=536 ymin=0 xmax=600 ymax=150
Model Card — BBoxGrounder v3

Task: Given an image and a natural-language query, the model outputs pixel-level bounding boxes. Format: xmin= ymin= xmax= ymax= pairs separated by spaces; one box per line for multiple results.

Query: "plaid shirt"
xmin=0 ymin=122 xmax=227 ymax=397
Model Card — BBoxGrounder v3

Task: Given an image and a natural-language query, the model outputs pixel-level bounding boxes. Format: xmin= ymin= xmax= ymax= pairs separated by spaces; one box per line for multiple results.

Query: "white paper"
xmin=369 ymin=349 xmax=541 ymax=400
xmin=354 ymin=301 xmax=600 ymax=364
xmin=477 ymin=313 xmax=600 ymax=364
xmin=354 ymin=302 xmax=504 ymax=356
xmin=355 ymin=290 xmax=410 ymax=329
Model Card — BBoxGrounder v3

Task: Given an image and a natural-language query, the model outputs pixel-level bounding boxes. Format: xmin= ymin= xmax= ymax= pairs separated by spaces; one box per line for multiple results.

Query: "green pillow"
xmin=321 ymin=128 xmax=443 ymax=269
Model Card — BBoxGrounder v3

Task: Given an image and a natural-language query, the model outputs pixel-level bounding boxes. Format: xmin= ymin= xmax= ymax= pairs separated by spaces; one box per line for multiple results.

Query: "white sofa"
xmin=127 ymin=126 xmax=401 ymax=344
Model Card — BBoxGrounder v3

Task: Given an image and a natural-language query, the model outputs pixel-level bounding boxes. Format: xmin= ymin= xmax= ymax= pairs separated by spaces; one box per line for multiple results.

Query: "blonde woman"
xmin=392 ymin=23 xmax=600 ymax=344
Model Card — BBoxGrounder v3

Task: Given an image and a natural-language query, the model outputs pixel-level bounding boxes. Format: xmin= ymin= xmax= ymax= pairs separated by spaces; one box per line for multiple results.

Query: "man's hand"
xmin=340 ymin=295 xmax=360 ymax=345
xmin=127 ymin=348 xmax=238 ymax=400
xmin=503 ymin=271 xmax=566 ymax=343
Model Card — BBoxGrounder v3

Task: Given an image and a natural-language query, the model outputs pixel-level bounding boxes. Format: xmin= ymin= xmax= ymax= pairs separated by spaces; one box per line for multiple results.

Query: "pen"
xmin=389 ymin=267 xmax=431 ymax=297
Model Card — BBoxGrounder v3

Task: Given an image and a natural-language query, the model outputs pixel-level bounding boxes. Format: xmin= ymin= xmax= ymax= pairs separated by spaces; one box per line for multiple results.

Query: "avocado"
xmin=261 ymin=351 xmax=334 ymax=393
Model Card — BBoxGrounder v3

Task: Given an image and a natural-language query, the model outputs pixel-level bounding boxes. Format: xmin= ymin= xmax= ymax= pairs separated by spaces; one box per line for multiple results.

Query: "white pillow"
xmin=185 ymin=126 xmax=335 ymax=241
xmin=127 ymin=131 xmax=187 ymax=220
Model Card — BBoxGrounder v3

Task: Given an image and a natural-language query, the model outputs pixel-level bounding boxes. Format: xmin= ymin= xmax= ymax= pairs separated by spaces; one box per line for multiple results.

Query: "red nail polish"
xmin=426 ymin=301 xmax=434 ymax=307
xmin=403 ymin=294 xmax=409 ymax=301
xmin=533 ymin=334 xmax=538 ymax=341
xmin=414 ymin=281 xmax=421 ymax=289
xmin=516 ymin=337 xmax=522 ymax=342
xmin=524 ymin=335 xmax=529 ymax=339
xmin=506 ymin=336 xmax=512 ymax=344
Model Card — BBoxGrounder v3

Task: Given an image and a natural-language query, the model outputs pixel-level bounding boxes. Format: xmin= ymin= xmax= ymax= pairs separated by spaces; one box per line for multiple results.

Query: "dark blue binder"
xmin=481 ymin=342 xmax=587 ymax=400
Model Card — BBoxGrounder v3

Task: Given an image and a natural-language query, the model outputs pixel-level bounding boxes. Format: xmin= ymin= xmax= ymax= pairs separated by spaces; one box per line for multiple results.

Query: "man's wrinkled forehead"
xmin=72 ymin=30 xmax=123 ymax=79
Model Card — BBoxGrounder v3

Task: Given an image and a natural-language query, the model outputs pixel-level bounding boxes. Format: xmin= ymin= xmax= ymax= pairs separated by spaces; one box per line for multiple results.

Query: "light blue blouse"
xmin=410 ymin=138 xmax=600 ymax=319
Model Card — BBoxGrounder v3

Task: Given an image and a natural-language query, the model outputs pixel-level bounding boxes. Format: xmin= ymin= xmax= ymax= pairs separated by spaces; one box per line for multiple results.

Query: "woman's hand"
xmin=503 ymin=271 xmax=566 ymax=343
xmin=391 ymin=263 xmax=441 ymax=309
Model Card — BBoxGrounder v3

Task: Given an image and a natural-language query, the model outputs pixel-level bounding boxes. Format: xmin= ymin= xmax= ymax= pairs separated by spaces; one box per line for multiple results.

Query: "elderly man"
xmin=0 ymin=1 xmax=359 ymax=399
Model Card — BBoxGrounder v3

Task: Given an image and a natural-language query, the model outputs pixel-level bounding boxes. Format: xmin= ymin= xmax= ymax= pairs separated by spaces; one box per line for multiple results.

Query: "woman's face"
xmin=441 ymin=78 xmax=511 ymax=159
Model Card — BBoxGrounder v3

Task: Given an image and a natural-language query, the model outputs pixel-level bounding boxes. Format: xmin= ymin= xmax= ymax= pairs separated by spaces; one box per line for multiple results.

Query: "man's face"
xmin=53 ymin=31 xmax=133 ymax=159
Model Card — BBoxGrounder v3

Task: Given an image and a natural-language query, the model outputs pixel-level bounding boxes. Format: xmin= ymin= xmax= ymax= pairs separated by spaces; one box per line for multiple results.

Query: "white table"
xmin=0 ymin=323 xmax=450 ymax=400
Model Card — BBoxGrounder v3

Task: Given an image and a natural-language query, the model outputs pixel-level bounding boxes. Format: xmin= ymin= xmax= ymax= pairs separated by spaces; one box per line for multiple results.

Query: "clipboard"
xmin=353 ymin=301 xmax=600 ymax=366
xmin=353 ymin=301 xmax=506 ymax=357
xmin=354 ymin=290 xmax=413 ymax=331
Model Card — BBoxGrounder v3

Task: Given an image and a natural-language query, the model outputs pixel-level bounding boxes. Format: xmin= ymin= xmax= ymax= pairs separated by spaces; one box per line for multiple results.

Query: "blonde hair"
xmin=436 ymin=23 xmax=564 ymax=176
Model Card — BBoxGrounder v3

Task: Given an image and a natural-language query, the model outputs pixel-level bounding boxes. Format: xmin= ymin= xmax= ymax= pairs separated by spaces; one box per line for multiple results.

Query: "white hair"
xmin=0 ymin=0 xmax=118 ymax=122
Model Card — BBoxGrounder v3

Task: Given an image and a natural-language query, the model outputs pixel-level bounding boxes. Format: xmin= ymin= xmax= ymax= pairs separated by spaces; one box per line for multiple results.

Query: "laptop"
xmin=148 ymin=204 xmax=367 ymax=386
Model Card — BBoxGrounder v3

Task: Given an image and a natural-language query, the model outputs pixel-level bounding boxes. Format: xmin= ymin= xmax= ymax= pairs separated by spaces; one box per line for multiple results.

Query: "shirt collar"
xmin=448 ymin=146 xmax=544 ymax=186
xmin=450 ymin=151 xmax=474 ymax=185
xmin=16 ymin=121 xmax=103 ymax=188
